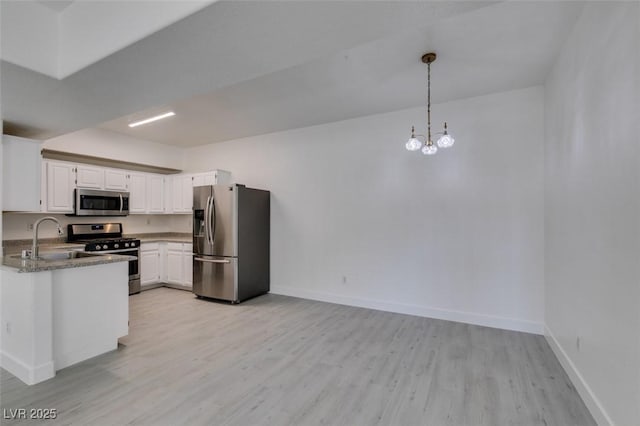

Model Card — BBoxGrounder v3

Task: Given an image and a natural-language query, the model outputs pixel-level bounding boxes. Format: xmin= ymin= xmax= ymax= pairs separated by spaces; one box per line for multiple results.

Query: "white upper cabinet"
xmin=38 ymin=156 xmax=228 ymax=216
xmin=191 ymin=173 xmax=209 ymax=187
xmin=45 ymin=160 xmax=76 ymax=213
xmin=76 ymin=165 xmax=104 ymax=189
xmin=172 ymin=175 xmax=193 ymax=214
xmin=147 ymin=175 xmax=165 ymax=213
xmin=192 ymin=170 xmax=231 ymax=187
xmin=128 ymin=172 xmax=166 ymax=214
xmin=2 ymin=135 xmax=42 ymax=212
xmin=182 ymin=175 xmax=194 ymax=213
xmin=128 ymin=172 xmax=147 ymax=214
xmin=104 ymin=169 xmax=128 ymax=191
xmin=171 ymin=170 xmax=231 ymax=214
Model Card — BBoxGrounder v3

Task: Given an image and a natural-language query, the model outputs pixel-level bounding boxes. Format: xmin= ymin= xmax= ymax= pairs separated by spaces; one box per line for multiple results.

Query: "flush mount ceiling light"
xmin=405 ymin=52 xmax=455 ymax=156
xmin=128 ymin=111 xmax=175 ymax=128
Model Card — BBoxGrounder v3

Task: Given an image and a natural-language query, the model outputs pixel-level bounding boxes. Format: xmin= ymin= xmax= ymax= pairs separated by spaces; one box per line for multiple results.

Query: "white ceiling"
xmin=2 ymin=1 xmax=585 ymax=147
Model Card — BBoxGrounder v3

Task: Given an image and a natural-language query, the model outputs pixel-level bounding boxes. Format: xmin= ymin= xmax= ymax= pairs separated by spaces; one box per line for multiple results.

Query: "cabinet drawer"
xmin=167 ymin=242 xmax=183 ymax=251
xmin=141 ymin=242 xmax=159 ymax=252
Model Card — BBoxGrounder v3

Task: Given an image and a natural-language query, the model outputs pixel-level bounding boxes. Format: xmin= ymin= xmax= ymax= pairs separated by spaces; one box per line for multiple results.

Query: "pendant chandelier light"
xmin=405 ymin=52 xmax=455 ymax=155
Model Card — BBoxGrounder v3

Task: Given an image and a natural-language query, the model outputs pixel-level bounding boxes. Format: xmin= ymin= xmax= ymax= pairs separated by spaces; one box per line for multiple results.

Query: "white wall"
xmin=185 ymin=86 xmax=545 ymax=334
xmin=2 ymin=213 xmax=190 ymax=241
xmin=44 ymin=128 xmax=185 ymax=170
xmin=544 ymin=3 xmax=640 ymax=425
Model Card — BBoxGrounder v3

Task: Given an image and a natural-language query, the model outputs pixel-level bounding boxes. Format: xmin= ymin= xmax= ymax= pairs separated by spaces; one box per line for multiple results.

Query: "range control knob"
xmin=94 ymin=244 xmax=101 ymax=250
xmin=131 ymin=242 xmax=137 ymax=247
xmin=124 ymin=243 xmax=130 ymax=248
xmin=114 ymin=243 xmax=119 ymax=249
xmin=102 ymin=245 xmax=108 ymax=250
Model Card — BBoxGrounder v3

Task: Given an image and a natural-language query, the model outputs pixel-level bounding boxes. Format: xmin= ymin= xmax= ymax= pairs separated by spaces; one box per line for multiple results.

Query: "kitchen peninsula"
xmin=0 ymin=252 xmax=131 ymax=385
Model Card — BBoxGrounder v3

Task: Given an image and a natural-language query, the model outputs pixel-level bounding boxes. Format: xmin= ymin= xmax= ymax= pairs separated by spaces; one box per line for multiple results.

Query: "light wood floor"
xmin=1 ymin=287 xmax=594 ymax=425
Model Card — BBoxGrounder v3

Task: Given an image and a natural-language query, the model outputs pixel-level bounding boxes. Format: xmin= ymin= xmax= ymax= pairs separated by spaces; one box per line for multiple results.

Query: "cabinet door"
xmin=147 ymin=175 xmax=164 ymax=213
xmin=214 ymin=170 xmax=231 ymax=185
xmin=46 ymin=161 xmax=75 ymax=213
xmin=2 ymin=135 xmax=41 ymax=212
xmin=76 ymin=165 xmax=104 ymax=189
xmin=163 ymin=176 xmax=173 ymax=213
xmin=128 ymin=172 xmax=147 ymax=213
xmin=172 ymin=176 xmax=183 ymax=212
xmin=105 ymin=169 xmax=128 ymax=190
xmin=170 ymin=174 xmax=194 ymax=213
xmin=140 ymin=249 xmax=160 ymax=285
xmin=183 ymin=244 xmax=193 ymax=287
xmin=167 ymin=249 xmax=183 ymax=284
xmin=192 ymin=174 xmax=206 ymax=188
xmin=182 ymin=175 xmax=193 ymax=213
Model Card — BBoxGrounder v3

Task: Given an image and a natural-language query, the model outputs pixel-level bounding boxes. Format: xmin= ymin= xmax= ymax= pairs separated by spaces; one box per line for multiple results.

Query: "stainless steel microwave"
xmin=74 ymin=188 xmax=129 ymax=216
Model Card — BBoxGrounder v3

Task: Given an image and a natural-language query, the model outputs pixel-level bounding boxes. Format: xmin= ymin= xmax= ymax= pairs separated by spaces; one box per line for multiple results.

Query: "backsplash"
xmin=2 ymin=213 xmax=191 ymax=241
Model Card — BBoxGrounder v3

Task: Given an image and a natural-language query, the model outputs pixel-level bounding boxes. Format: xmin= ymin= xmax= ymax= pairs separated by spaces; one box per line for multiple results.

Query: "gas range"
xmin=67 ymin=223 xmax=141 ymax=294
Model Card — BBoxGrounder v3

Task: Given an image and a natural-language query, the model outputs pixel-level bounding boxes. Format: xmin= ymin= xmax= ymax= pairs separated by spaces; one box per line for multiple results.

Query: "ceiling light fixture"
xmin=128 ymin=111 xmax=175 ymax=128
xmin=405 ymin=52 xmax=454 ymax=156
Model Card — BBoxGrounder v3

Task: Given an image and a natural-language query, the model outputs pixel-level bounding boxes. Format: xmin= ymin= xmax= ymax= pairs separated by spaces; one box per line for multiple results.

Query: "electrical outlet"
xmin=27 ymin=223 xmax=33 ymax=231
xmin=5 ymin=322 xmax=12 ymax=334
xmin=576 ymin=336 xmax=581 ymax=351
xmin=342 ymin=276 xmax=347 ymax=284
xmin=146 ymin=218 xmax=151 ymax=225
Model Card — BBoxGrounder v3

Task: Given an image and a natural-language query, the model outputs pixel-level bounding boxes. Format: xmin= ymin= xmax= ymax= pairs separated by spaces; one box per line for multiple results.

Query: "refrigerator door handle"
xmin=204 ymin=196 xmax=212 ymax=245
xmin=194 ymin=257 xmax=230 ymax=264
xmin=209 ymin=195 xmax=216 ymax=245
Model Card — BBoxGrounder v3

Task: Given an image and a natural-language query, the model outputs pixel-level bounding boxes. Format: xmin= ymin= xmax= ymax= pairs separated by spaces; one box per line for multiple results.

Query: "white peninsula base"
xmin=1 ymin=262 xmax=128 ymax=385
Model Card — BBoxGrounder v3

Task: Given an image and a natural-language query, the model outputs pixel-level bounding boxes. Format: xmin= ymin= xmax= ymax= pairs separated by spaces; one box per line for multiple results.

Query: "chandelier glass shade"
xmin=405 ymin=52 xmax=455 ymax=156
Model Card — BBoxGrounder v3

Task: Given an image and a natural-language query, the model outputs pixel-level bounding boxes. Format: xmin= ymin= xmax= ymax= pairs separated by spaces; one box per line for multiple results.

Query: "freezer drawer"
xmin=193 ymin=255 xmax=238 ymax=302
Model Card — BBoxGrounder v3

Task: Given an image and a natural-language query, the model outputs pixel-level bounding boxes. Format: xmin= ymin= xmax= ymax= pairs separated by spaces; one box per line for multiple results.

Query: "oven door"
xmin=97 ymin=248 xmax=139 ymax=279
xmin=75 ymin=189 xmax=130 ymax=216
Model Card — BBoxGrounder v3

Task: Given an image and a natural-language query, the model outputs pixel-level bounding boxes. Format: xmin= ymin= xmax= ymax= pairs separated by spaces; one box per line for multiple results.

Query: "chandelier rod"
xmin=427 ymin=58 xmax=431 ymax=145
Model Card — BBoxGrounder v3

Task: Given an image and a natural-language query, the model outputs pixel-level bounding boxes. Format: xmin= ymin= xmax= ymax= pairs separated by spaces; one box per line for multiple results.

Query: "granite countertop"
xmin=1 ymin=252 xmax=134 ymax=273
xmin=2 ymin=238 xmax=82 ymax=255
xmin=2 ymin=233 xmax=192 ymax=255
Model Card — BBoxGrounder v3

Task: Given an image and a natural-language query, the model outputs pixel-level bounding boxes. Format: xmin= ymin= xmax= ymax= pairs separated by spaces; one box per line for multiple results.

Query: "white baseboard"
xmin=544 ymin=326 xmax=613 ymax=425
xmin=270 ymin=285 xmax=543 ymax=334
xmin=1 ymin=350 xmax=54 ymax=385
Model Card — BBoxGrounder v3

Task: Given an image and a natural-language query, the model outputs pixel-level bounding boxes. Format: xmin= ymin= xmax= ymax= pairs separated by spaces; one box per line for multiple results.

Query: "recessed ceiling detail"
xmin=2 ymin=1 xmax=585 ymax=147
xmin=35 ymin=1 xmax=74 ymax=13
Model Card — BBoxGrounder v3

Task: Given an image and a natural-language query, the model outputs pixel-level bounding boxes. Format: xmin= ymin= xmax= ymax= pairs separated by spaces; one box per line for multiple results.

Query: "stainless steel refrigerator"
xmin=192 ymin=184 xmax=270 ymax=303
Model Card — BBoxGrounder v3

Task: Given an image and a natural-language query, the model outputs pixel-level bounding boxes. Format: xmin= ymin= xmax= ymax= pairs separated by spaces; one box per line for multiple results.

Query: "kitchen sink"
xmin=10 ymin=251 xmax=102 ymax=261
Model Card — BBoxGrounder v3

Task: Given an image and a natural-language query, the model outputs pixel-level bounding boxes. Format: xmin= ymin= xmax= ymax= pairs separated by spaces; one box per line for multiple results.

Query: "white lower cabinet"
xmin=166 ymin=244 xmax=183 ymax=284
xmin=140 ymin=243 xmax=161 ymax=285
xmin=140 ymin=242 xmax=193 ymax=289
xmin=165 ymin=242 xmax=193 ymax=289
xmin=183 ymin=244 xmax=193 ymax=287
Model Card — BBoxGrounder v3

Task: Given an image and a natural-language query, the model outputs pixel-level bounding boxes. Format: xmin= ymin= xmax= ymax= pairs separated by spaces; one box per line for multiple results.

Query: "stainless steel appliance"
xmin=193 ymin=184 xmax=270 ymax=303
xmin=67 ymin=223 xmax=141 ymax=294
xmin=73 ymin=188 xmax=129 ymax=216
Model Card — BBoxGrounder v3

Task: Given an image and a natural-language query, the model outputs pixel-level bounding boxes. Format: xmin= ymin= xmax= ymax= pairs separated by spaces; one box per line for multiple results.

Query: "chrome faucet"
xmin=32 ymin=217 xmax=63 ymax=260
